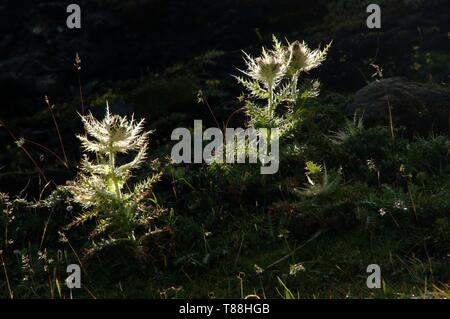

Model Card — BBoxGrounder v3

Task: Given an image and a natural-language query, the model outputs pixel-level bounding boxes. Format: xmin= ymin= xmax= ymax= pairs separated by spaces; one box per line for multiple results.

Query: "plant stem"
xmin=387 ymin=95 xmax=395 ymax=140
xmin=77 ymin=71 xmax=84 ymax=115
xmin=268 ymin=83 xmax=274 ymax=117
xmin=109 ymin=152 xmax=121 ymax=200
xmin=407 ymin=180 xmax=418 ymax=222
xmin=24 ymin=139 xmax=68 ymax=169
xmin=45 ymin=98 xmax=69 ymax=168
xmin=200 ymin=91 xmax=221 ymax=132
xmin=239 ymin=277 xmax=244 ymax=299
xmin=381 ymin=84 xmax=395 ymax=140
xmin=0 ymin=119 xmax=48 ymax=183
xmin=291 ymin=74 xmax=298 ymax=97
xmin=0 ymin=252 xmax=13 ymax=299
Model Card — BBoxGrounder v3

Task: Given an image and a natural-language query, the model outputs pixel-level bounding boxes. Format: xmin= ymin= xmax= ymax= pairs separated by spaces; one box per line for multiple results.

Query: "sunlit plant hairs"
xmin=235 ymin=35 xmax=331 ymax=134
xmin=66 ymin=104 xmax=162 ymax=242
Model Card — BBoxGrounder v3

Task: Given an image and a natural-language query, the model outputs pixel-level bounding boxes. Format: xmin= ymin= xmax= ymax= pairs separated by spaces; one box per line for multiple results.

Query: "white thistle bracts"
xmin=285 ymin=40 xmax=331 ymax=76
xmin=240 ymin=48 xmax=287 ymax=89
xmin=67 ymin=105 xmax=153 ymax=209
xmin=77 ymin=105 xmax=151 ymax=155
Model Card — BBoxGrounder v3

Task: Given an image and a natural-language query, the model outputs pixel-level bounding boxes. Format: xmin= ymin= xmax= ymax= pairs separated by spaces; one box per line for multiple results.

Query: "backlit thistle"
xmin=286 ymin=40 xmax=331 ymax=76
xmin=68 ymin=103 xmax=152 ymax=207
xmin=241 ymin=47 xmax=286 ymax=89
xmin=235 ymin=35 xmax=331 ymax=134
xmin=66 ymin=104 xmax=164 ymax=244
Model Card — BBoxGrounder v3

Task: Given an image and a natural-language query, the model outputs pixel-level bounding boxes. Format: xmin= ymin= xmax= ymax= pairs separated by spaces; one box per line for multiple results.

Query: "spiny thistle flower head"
xmin=286 ymin=40 xmax=331 ymax=76
xmin=241 ymin=47 xmax=286 ymax=88
xmin=77 ymin=103 xmax=150 ymax=156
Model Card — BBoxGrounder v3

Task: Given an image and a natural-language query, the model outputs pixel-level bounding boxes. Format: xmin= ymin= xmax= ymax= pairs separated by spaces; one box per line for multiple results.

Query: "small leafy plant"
xmin=66 ymin=105 xmax=163 ymax=244
xmin=293 ymin=161 xmax=341 ymax=198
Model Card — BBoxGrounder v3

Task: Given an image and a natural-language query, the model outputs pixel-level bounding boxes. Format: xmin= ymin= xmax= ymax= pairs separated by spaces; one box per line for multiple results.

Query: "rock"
xmin=347 ymin=77 xmax=450 ymax=135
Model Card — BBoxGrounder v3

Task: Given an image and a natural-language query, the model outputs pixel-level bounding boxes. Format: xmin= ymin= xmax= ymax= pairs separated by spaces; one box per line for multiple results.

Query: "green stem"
xmin=268 ymin=82 xmax=274 ymax=118
xmin=292 ymin=74 xmax=298 ymax=98
xmin=109 ymin=151 xmax=122 ymax=200
xmin=382 ymin=84 xmax=395 ymax=140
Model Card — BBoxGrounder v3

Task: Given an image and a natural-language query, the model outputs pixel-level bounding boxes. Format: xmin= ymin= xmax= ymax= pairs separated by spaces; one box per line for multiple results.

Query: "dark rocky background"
xmin=0 ymin=0 xmax=449 ymax=194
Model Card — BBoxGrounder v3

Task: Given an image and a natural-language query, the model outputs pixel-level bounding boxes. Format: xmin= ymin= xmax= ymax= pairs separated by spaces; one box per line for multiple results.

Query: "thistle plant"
xmin=235 ymin=35 xmax=331 ymax=134
xmin=66 ymin=104 xmax=162 ymax=242
xmin=293 ymin=161 xmax=341 ymax=198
